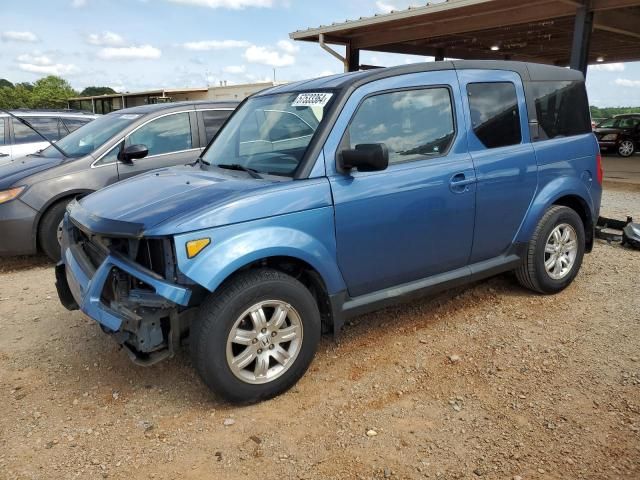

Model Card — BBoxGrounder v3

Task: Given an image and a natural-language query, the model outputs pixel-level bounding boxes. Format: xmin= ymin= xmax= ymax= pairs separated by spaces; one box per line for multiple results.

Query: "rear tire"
xmin=516 ymin=206 xmax=585 ymax=294
xmin=38 ymin=200 xmax=71 ymax=262
xmin=190 ymin=269 xmax=321 ymax=404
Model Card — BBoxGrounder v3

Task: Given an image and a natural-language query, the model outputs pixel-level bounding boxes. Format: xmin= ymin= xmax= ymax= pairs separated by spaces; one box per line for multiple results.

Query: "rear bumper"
xmin=0 ymin=199 xmax=38 ymax=256
xmin=56 ymin=215 xmax=192 ymax=333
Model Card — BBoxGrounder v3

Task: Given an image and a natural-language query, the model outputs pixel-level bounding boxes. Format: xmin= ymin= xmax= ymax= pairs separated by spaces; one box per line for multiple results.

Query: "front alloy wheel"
xmin=191 ymin=269 xmax=321 ymax=404
xmin=226 ymin=300 xmax=303 ymax=385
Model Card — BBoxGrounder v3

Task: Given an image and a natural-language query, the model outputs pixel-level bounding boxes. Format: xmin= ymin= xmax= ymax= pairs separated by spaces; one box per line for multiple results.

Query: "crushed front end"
xmin=56 ymin=201 xmax=198 ymax=365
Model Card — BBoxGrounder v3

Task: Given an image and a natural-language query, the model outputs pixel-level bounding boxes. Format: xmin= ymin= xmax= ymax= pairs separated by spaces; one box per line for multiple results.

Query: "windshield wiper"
xmin=0 ymin=109 xmax=70 ymax=158
xmin=217 ymin=163 xmax=264 ymax=179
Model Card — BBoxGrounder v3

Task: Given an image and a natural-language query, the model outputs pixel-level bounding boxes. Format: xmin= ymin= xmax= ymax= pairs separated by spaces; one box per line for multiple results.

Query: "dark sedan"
xmin=0 ymin=100 xmax=238 ymax=260
xmin=594 ymin=114 xmax=640 ymax=157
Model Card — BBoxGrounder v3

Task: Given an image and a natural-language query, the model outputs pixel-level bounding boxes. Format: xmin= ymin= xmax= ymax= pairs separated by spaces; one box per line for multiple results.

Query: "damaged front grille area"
xmin=68 ymin=223 xmax=191 ymax=364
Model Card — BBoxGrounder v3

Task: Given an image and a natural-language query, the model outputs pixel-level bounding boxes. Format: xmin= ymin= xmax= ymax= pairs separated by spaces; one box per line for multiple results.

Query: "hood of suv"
xmin=0 ymin=154 xmax=65 ymax=190
xmin=72 ymin=165 xmax=331 ymax=236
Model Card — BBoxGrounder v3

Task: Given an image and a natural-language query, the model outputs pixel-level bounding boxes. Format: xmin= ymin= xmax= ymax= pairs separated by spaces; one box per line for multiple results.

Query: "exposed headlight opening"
xmin=0 ymin=186 xmax=25 ymax=205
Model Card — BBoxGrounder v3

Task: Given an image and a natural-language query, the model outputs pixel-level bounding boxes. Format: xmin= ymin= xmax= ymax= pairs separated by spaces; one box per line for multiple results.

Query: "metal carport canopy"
xmin=290 ymin=0 xmax=640 ymax=74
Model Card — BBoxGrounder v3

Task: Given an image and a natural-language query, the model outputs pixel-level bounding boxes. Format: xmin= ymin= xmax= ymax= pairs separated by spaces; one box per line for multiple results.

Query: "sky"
xmin=1 ymin=0 xmax=640 ymax=107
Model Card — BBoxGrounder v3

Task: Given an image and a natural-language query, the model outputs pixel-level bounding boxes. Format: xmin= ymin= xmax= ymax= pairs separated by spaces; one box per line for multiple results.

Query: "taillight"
xmin=596 ymin=152 xmax=603 ymax=184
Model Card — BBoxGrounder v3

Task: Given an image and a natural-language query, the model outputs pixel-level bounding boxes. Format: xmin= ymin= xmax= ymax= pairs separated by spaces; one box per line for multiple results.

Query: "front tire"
xmin=190 ymin=269 xmax=321 ymax=404
xmin=617 ymin=139 xmax=635 ymax=157
xmin=38 ymin=199 xmax=71 ymax=262
xmin=516 ymin=206 xmax=585 ymax=294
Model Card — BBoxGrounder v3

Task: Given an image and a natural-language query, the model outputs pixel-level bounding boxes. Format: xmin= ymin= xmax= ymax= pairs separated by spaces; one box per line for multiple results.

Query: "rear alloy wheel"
xmin=191 ymin=269 xmax=321 ymax=404
xmin=618 ymin=139 xmax=635 ymax=157
xmin=516 ymin=205 xmax=585 ymax=294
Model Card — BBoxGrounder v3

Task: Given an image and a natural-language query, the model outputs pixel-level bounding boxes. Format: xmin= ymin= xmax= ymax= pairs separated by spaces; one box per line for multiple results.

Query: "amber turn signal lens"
xmin=0 ymin=186 xmax=25 ymax=205
xmin=186 ymin=238 xmax=211 ymax=259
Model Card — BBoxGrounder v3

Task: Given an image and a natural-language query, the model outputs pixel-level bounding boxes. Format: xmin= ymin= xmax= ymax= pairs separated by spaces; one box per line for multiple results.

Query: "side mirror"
xmin=119 ymin=144 xmax=149 ymax=164
xmin=339 ymin=143 xmax=389 ymax=173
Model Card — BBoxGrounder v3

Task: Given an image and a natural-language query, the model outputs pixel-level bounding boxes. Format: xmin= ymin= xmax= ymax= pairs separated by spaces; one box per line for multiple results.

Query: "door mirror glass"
xmin=119 ymin=144 xmax=149 ymax=164
xmin=340 ymin=143 xmax=389 ymax=172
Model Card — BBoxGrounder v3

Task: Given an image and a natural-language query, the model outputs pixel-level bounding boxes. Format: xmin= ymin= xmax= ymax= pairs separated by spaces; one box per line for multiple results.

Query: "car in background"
xmin=0 ymin=100 xmax=238 ymax=260
xmin=594 ymin=114 xmax=640 ymax=157
xmin=591 ymin=117 xmax=607 ymax=129
xmin=0 ymin=110 xmax=97 ymax=165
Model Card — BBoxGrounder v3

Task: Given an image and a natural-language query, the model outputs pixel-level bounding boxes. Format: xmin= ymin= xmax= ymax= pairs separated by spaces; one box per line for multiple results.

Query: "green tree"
xmin=29 ymin=76 xmax=78 ymax=109
xmin=0 ymin=84 xmax=34 ymax=109
xmin=590 ymin=106 xmax=640 ymax=119
xmin=0 ymin=79 xmax=13 ymax=88
xmin=80 ymin=86 xmax=116 ymax=96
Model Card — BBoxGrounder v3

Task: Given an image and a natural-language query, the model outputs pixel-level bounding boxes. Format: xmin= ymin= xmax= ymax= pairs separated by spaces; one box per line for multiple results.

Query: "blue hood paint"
xmin=0 ymin=154 xmax=65 ymax=190
xmin=75 ymin=165 xmax=333 ymax=235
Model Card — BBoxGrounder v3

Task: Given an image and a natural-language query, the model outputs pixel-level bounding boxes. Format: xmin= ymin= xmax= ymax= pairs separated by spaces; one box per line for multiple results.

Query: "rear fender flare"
xmin=516 ymin=176 xmax=594 ymax=244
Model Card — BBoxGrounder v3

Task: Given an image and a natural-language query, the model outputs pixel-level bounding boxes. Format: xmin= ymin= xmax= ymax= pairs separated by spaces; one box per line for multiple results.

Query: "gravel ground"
xmin=1 ymin=182 xmax=639 ymax=480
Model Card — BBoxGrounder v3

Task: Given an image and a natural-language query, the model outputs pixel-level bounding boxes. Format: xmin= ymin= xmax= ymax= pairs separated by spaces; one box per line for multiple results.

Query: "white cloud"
xmin=277 ymin=40 xmax=299 ymax=54
xmin=17 ymin=53 xmax=53 ymax=66
xmin=244 ymin=45 xmax=295 ymax=67
xmin=182 ymin=39 xmax=250 ymax=51
xmin=376 ymin=1 xmax=396 ymax=13
xmin=1 ymin=31 xmax=39 ymax=43
xmin=614 ymin=78 xmax=640 ymax=88
xmin=223 ymin=65 xmax=246 ymax=74
xmin=19 ymin=63 xmax=78 ymax=75
xmin=590 ymin=63 xmax=625 ymax=72
xmin=87 ymin=31 xmax=125 ymax=47
xmin=71 ymin=0 xmax=87 ymax=7
xmin=98 ymin=45 xmax=162 ymax=60
xmin=167 ymin=0 xmax=273 ymax=9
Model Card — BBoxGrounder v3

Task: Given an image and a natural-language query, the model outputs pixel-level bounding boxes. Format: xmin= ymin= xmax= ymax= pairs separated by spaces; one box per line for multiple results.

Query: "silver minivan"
xmin=0 ymin=110 xmax=97 ymax=165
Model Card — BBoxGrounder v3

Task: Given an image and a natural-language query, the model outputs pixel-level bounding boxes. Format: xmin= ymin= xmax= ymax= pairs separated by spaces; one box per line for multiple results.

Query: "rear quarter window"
xmin=529 ymin=81 xmax=591 ymax=140
xmin=63 ymin=117 xmax=93 ymax=133
xmin=201 ymin=110 xmax=232 ymax=143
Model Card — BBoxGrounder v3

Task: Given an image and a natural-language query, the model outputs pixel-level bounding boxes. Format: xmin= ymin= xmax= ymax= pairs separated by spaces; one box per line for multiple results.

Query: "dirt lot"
xmin=1 ymin=182 xmax=639 ymax=480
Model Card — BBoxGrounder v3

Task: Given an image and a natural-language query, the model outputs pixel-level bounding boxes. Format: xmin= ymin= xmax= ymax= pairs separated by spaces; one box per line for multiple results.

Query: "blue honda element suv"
xmin=56 ymin=61 xmax=602 ymax=403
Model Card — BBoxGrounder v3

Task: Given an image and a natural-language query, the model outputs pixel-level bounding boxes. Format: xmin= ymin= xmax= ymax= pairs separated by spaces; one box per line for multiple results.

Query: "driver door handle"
xmin=450 ymin=172 xmax=476 ymax=193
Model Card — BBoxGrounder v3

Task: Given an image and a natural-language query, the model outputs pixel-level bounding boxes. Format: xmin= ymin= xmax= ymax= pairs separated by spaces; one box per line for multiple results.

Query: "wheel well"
xmin=552 ymin=195 xmax=594 ymax=252
xmin=226 ymin=256 xmax=334 ymax=333
xmin=35 ymin=193 xmax=87 ymax=252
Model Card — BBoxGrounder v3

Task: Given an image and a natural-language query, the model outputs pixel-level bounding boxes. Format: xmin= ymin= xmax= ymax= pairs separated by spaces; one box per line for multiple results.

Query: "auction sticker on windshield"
xmin=292 ymin=93 xmax=333 ymax=108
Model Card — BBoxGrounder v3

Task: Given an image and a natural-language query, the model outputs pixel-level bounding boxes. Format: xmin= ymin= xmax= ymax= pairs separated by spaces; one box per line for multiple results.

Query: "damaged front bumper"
xmin=55 ymin=214 xmax=193 ymax=365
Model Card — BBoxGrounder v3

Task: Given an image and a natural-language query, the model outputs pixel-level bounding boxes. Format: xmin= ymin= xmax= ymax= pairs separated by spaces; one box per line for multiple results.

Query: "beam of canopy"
xmin=290 ymin=0 xmax=640 ymax=69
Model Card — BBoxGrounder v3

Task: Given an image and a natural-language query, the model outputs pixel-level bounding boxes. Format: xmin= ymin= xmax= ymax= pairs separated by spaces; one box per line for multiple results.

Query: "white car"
xmin=0 ymin=110 xmax=97 ymax=165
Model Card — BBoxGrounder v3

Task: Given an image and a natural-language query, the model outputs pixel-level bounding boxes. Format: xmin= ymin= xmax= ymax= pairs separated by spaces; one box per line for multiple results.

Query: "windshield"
xmin=201 ymin=92 xmax=334 ymax=177
xmin=598 ymin=117 xmax=640 ymax=129
xmin=39 ymin=112 xmax=141 ymax=158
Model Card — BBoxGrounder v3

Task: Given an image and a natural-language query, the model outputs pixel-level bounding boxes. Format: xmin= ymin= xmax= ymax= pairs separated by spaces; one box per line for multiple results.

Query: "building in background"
xmin=68 ymin=81 xmax=285 ymax=114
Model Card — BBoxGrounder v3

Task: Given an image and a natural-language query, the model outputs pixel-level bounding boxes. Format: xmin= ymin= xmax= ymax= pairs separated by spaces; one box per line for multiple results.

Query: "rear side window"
xmin=13 ymin=117 xmax=64 ymax=144
xmin=201 ymin=110 xmax=231 ymax=143
xmin=343 ymin=88 xmax=455 ymax=165
xmin=63 ymin=117 xmax=93 ymax=133
xmin=530 ymin=81 xmax=591 ymax=140
xmin=467 ymin=82 xmax=521 ymax=149
xmin=0 ymin=119 xmax=5 ymax=145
